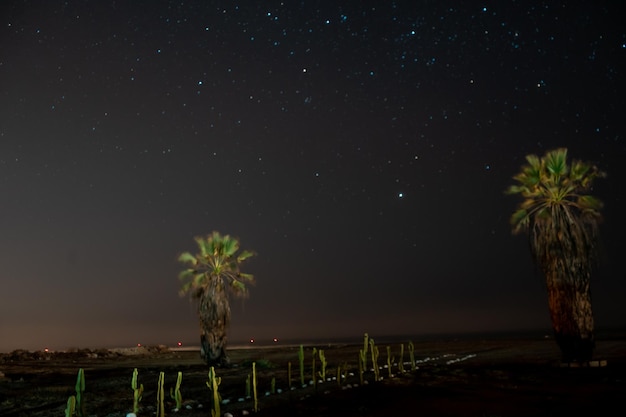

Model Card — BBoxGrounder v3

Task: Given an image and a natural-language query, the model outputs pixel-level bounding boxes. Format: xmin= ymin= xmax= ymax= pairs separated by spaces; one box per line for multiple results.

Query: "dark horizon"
xmin=5 ymin=325 xmax=626 ymax=354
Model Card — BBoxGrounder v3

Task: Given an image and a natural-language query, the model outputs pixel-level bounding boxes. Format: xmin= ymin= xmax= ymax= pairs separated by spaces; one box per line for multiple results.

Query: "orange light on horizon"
xmin=177 ymin=341 xmax=182 ymax=347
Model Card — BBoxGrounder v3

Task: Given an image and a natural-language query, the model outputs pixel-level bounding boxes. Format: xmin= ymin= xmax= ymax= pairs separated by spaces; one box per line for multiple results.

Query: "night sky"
xmin=1 ymin=1 xmax=625 ymax=352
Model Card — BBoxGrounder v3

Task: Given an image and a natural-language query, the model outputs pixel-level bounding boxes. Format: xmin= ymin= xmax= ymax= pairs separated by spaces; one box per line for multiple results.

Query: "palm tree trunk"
xmin=198 ymin=281 xmax=232 ymax=366
xmin=546 ymin=278 xmax=594 ymax=362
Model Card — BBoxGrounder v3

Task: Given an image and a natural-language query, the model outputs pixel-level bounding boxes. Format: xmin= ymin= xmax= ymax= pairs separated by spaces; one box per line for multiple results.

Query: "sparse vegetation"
xmin=1 ymin=335 xmax=622 ymax=416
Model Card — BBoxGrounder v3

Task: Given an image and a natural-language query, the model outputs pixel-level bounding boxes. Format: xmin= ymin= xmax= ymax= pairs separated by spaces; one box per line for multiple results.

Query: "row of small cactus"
xmin=62 ymin=334 xmax=417 ymax=416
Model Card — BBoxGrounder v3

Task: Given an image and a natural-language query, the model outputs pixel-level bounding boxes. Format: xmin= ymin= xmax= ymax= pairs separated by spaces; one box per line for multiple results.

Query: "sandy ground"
xmin=1 ymin=334 xmax=625 ymax=417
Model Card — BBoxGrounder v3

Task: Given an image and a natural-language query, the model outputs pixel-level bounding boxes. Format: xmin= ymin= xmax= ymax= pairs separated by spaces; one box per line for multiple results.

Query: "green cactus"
xmin=288 ymin=361 xmax=292 ymax=390
xmin=318 ymin=349 xmax=327 ymax=382
xmin=311 ymin=347 xmax=317 ymax=388
xmin=386 ymin=346 xmax=394 ymax=378
xmin=131 ymin=368 xmax=144 ymax=414
xmin=207 ymin=367 xmax=222 ymax=417
xmin=408 ymin=341 xmax=416 ymax=371
xmin=370 ymin=339 xmax=380 ymax=381
xmin=398 ymin=343 xmax=405 ymax=374
xmin=245 ymin=373 xmax=251 ymax=398
xmin=65 ymin=395 xmax=76 ymax=417
xmin=170 ymin=371 xmax=183 ymax=410
xmin=270 ymin=376 xmax=276 ymax=394
xmin=362 ymin=333 xmax=369 ymax=370
xmin=358 ymin=349 xmax=366 ymax=385
xmin=252 ymin=362 xmax=258 ymax=413
xmin=298 ymin=345 xmax=305 ymax=387
xmin=156 ymin=372 xmax=165 ymax=417
xmin=336 ymin=363 xmax=346 ymax=387
xmin=74 ymin=368 xmax=85 ymax=417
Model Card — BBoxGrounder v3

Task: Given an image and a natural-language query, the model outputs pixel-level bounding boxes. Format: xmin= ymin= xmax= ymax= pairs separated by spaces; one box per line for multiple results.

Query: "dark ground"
xmin=1 ymin=334 xmax=625 ymax=417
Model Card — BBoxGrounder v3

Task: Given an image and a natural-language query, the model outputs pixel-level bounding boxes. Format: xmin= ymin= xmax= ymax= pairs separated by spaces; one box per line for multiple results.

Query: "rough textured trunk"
xmin=198 ymin=279 xmax=231 ymax=366
xmin=545 ymin=275 xmax=594 ymax=362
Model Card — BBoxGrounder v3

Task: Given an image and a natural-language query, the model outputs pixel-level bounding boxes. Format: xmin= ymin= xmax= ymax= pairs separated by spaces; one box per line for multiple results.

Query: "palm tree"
xmin=506 ymin=148 xmax=605 ymax=362
xmin=178 ymin=231 xmax=255 ymax=366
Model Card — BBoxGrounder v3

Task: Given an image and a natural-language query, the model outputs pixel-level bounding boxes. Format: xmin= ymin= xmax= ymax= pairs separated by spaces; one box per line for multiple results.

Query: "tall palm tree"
xmin=178 ymin=231 xmax=255 ymax=366
xmin=506 ymin=148 xmax=605 ymax=362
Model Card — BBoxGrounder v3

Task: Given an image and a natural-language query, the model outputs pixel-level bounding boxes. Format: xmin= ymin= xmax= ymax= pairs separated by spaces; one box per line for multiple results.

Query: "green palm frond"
xmin=577 ymin=195 xmax=603 ymax=211
xmin=178 ymin=231 xmax=255 ymax=299
xmin=570 ymin=159 xmax=590 ymax=183
xmin=178 ymin=252 xmax=197 ymax=265
xmin=178 ymin=269 xmax=197 ymax=281
xmin=506 ymin=147 xmax=605 ymax=278
xmin=238 ymin=272 xmax=255 ymax=282
xmin=544 ymin=148 xmax=568 ymax=177
xmin=237 ymin=250 xmax=255 ymax=263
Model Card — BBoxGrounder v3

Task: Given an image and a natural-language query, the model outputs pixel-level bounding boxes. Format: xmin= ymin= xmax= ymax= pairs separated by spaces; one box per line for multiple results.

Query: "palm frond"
xmin=178 ymin=252 xmax=197 ymax=265
xmin=178 ymin=231 xmax=256 ymax=298
xmin=544 ymin=148 xmax=568 ymax=177
xmin=178 ymin=269 xmax=196 ymax=281
xmin=506 ymin=147 xmax=605 ymax=283
xmin=577 ymin=195 xmax=603 ymax=212
xmin=237 ymin=250 xmax=255 ymax=263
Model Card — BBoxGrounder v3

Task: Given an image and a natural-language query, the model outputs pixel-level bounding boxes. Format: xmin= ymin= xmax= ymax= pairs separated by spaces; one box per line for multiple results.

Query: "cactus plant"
xmin=408 ymin=341 xmax=416 ymax=371
xmin=75 ymin=368 xmax=85 ymax=417
xmin=65 ymin=395 xmax=76 ymax=417
xmin=207 ymin=367 xmax=222 ymax=417
xmin=370 ymin=339 xmax=380 ymax=381
xmin=252 ymin=362 xmax=258 ymax=412
xmin=298 ymin=345 xmax=305 ymax=387
xmin=398 ymin=343 xmax=405 ymax=374
xmin=362 ymin=333 xmax=369 ymax=370
xmin=156 ymin=372 xmax=165 ymax=417
xmin=170 ymin=371 xmax=183 ymax=410
xmin=131 ymin=368 xmax=144 ymax=414
xmin=288 ymin=361 xmax=292 ymax=390
xmin=386 ymin=346 xmax=394 ymax=378
xmin=318 ymin=349 xmax=327 ymax=382
xmin=358 ymin=349 xmax=366 ymax=385
xmin=336 ymin=363 xmax=346 ymax=387
xmin=311 ymin=347 xmax=317 ymax=388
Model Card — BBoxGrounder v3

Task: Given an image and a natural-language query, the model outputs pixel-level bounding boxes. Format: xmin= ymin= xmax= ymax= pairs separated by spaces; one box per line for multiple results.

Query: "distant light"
xmin=250 ymin=338 xmax=254 ymax=343
xmin=398 ymin=192 xmax=404 ymax=198
xmin=44 ymin=348 xmax=49 ymax=353
xmin=273 ymin=338 xmax=278 ymax=342
xmin=137 ymin=343 xmax=141 ymax=347
xmin=177 ymin=342 xmax=182 ymax=347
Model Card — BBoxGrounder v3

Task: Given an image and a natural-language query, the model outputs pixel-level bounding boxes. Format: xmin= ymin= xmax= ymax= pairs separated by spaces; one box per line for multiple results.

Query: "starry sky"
xmin=1 ymin=1 xmax=625 ymax=352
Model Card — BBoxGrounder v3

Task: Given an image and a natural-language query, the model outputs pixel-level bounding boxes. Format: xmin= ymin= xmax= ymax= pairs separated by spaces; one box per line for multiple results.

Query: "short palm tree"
xmin=178 ymin=231 xmax=255 ymax=366
xmin=506 ymin=148 xmax=605 ymax=362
